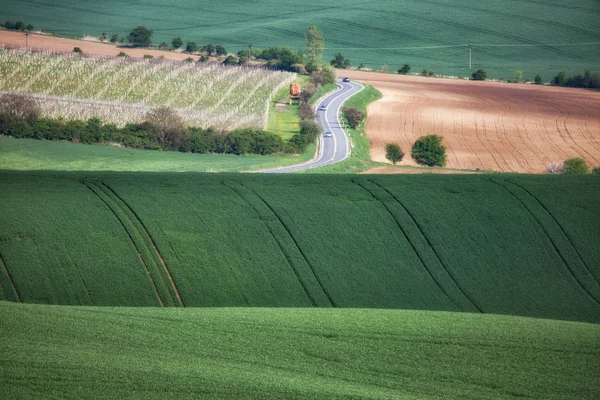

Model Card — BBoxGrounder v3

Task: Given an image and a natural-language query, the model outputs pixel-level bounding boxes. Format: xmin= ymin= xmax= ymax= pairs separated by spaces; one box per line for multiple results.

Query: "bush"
xmin=117 ymin=51 xmax=128 ymax=57
xmin=222 ymin=55 xmax=238 ymax=65
xmin=342 ymin=107 xmax=365 ymax=129
xmin=185 ymin=57 xmax=194 ymax=63
xmin=471 ymin=69 xmax=487 ymax=80
xmin=99 ymin=32 xmax=108 ymax=42
xmin=143 ymin=54 xmax=153 ymax=59
xmin=128 ymin=26 xmax=152 ymax=47
xmin=592 ymin=167 xmax=600 ymax=175
xmin=197 ymin=55 xmax=209 ymax=63
xmin=26 ymin=24 xmax=34 ymax=31
xmin=534 ymin=74 xmax=543 ymax=85
xmin=545 ymin=162 xmax=565 ymax=174
xmin=215 ymin=45 xmax=227 ymax=56
xmin=0 ymin=93 xmax=41 ymax=124
xmin=411 ymin=134 xmax=446 ymax=167
xmin=330 ymin=53 xmax=350 ymax=69
xmin=563 ymin=157 xmax=590 ymax=174
xmin=385 ymin=143 xmax=404 ymax=164
xmin=298 ymin=102 xmax=314 ymax=120
xmin=110 ymin=34 xmax=119 ymax=43
xmin=300 ymin=119 xmax=321 ymax=143
xmin=73 ymin=47 xmax=82 ymax=54
xmin=158 ymin=42 xmax=169 ymax=50
xmin=398 ymin=64 xmax=411 ymax=74
xmin=310 ymin=64 xmax=336 ymax=86
xmin=552 ymin=71 xmax=567 ymax=86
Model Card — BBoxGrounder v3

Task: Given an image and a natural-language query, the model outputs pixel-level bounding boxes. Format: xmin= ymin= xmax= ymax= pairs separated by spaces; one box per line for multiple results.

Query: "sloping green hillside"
xmin=1 ymin=172 xmax=599 ymax=322
xmin=1 ymin=302 xmax=599 ymax=399
xmin=3 ymin=0 xmax=599 ymax=79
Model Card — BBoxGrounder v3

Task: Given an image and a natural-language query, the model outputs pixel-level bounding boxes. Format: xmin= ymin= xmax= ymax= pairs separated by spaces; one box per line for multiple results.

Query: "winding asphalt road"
xmin=263 ymin=79 xmax=363 ymax=173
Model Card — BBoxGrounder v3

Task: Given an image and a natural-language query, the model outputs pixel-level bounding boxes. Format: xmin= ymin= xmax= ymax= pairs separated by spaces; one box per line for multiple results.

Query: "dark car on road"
xmin=342 ymin=77 xmax=350 ymax=82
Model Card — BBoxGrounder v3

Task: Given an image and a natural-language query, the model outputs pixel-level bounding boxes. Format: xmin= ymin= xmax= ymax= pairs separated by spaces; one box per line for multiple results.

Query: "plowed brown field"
xmin=343 ymin=71 xmax=600 ymax=173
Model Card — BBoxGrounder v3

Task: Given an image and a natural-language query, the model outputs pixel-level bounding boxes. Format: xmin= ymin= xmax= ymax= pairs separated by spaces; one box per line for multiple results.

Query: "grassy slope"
xmin=2 ymin=301 xmax=599 ymax=400
xmin=3 ymin=0 xmax=599 ymax=80
xmin=1 ymin=172 xmax=599 ymax=323
xmin=0 ymin=136 xmax=312 ymax=172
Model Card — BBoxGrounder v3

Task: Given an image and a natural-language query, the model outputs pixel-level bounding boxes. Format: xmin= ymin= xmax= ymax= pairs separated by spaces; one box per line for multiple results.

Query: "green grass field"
xmin=1 ymin=172 xmax=599 ymax=323
xmin=0 ymin=136 xmax=316 ymax=172
xmin=2 ymin=302 xmax=599 ymax=399
xmin=3 ymin=0 xmax=599 ymax=80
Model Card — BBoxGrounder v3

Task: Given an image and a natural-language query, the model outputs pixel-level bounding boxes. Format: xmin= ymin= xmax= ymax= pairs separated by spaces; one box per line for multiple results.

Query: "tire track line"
xmin=351 ymin=179 xmax=464 ymax=311
xmin=369 ymin=179 xmax=483 ymax=313
xmin=222 ymin=182 xmax=319 ymax=307
xmin=101 ymin=181 xmax=184 ymax=307
xmin=81 ymin=180 xmax=165 ymax=307
xmin=507 ymin=179 xmax=600 ymax=288
xmin=0 ymin=251 xmax=21 ymax=303
xmin=489 ymin=179 xmax=600 ymax=305
xmin=240 ymin=183 xmax=337 ymax=307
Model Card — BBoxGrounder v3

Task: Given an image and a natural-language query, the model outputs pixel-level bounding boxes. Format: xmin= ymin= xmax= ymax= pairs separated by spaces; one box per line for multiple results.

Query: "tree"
xmin=143 ymin=107 xmax=189 ymax=150
xmin=514 ymin=70 xmax=523 ymax=83
xmin=534 ymin=74 xmax=543 ymax=85
xmin=385 ymin=143 xmax=405 ymax=164
xmin=25 ymin=24 xmax=34 ymax=31
xmin=185 ymin=41 xmax=199 ymax=53
xmin=14 ymin=21 xmax=25 ymax=31
xmin=592 ymin=167 xmax=600 ymax=175
xmin=3 ymin=21 xmax=15 ymax=29
xmin=171 ymin=36 xmax=183 ymax=49
xmin=411 ymin=134 xmax=446 ymax=167
xmin=471 ymin=69 xmax=487 ymax=80
xmin=310 ymin=64 xmax=336 ymax=86
xmin=300 ymin=119 xmax=321 ymax=143
xmin=215 ymin=45 xmax=227 ymax=56
xmin=398 ymin=64 xmax=411 ymax=74
xmin=127 ymin=26 xmax=152 ymax=47
xmin=330 ymin=53 xmax=350 ymax=68
xmin=0 ymin=93 xmax=41 ymax=124
xmin=552 ymin=71 xmax=567 ymax=86
xmin=110 ymin=34 xmax=119 ymax=43
xmin=158 ymin=42 xmax=169 ymax=50
xmin=73 ymin=47 xmax=82 ymax=54
xmin=305 ymin=25 xmax=324 ymax=66
xmin=342 ymin=107 xmax=365 ymax=129
xmin=563 ymin=157 xmax=590 ymax=174
xmin=202 ymin=44 xmax=215 ymax=55
xmin=99 ymin=32 xmax=108 ymax=42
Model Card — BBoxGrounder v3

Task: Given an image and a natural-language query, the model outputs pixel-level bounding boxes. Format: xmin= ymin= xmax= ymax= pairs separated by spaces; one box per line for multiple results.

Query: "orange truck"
xmin=290 ymin=82 xmax=301 ymax=97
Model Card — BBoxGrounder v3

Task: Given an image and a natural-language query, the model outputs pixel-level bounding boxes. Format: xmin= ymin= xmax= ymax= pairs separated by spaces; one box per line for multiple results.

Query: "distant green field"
xmin=1 ymin=172 xmax=599 ymax=323
xmin=0 ymin=136 xmax=315 ymax=172
xmin=2 ymin=302 xmax=599 ymax=399
xmin=3 ymin=0 xmax=599 ymax=79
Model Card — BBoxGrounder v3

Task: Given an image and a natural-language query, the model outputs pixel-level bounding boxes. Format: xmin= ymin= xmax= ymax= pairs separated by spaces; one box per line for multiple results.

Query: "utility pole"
xmin=25 ymin=32 xmax=30 ymax=51
xmin=469 ymin=45 xmax=472 ymax=70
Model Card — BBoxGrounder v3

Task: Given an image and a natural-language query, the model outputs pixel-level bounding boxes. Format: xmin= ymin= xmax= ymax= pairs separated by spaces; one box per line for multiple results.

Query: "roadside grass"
xmin=2 ymin=302 xmax=599 ymax=400
xmin=0 ymin=136 xmax=314 ymax=173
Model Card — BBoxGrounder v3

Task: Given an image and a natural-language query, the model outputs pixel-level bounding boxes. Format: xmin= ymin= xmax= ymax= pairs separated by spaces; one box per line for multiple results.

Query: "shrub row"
xmin=0 ymin=115 xmax=293 ymax=156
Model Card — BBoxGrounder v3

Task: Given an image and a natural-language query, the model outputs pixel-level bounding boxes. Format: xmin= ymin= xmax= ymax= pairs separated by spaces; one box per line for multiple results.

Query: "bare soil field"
xmin=342 ymin=70 xmax=600 ymax=173
xmin=0 ymin=30 xmax=197 ymax=61
xmin=361 ymin=167 xmax=480 ymax=174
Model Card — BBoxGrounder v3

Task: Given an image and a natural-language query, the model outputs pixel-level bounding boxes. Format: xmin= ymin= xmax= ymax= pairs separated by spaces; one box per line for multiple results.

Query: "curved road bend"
xmin=262 ymin=79 xmax=364 ymax=173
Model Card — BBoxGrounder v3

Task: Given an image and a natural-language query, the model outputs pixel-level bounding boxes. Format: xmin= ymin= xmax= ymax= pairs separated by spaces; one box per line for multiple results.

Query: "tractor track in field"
xmin=100 ymin=182 xmax=185 ymax=307
xmin=222 ymin=182 xmax=322 ymax=307
xmin=239 ymin=183 xmax=337 ymax=307
xmin=0 ymin=251 xmax=21 ymax=303
xmin=81 ymin=180 xmax=166 ymax=308
xmin=368 ymin=180 xmax=483 ymax=313
xmin=490 ymin=179 xmax=600 ymax=305
xmin=352 ymin=179 xmax=464 ymax=312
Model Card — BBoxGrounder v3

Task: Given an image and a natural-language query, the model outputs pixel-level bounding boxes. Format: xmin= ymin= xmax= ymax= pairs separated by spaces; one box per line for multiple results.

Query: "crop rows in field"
xmin=1 ymin=172 xmax=599 ymax=323
xmin=0 ymin=49 xmax=295 ymax=129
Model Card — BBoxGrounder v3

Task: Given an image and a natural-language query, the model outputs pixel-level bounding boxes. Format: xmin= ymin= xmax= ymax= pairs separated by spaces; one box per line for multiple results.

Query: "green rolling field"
xmin=2 ymin=302 xmax=599 ymax=399
xmin=2 ymin=0 xmax=599 ymax=80
xmin=1 ymin=172 xmax=599 ymax=323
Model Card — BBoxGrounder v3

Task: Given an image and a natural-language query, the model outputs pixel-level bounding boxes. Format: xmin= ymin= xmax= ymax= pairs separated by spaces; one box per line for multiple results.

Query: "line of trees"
xmin=0 ymin=94 xmax=296 ymax=156
xmin=2 ymin=20 xmax=34 ymax=31
xmin=385 ymin=135 xmax=447 ymax=167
